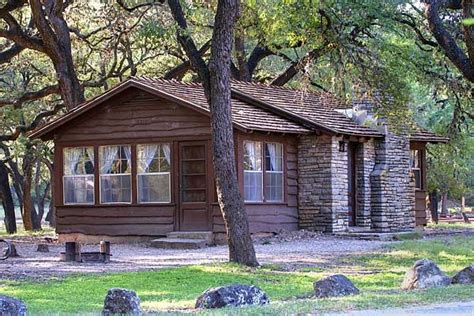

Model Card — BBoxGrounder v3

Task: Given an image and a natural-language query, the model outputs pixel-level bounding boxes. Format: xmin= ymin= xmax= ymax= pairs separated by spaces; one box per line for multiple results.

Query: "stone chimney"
xmin=351 ymin=95 xmax=416 ymax=232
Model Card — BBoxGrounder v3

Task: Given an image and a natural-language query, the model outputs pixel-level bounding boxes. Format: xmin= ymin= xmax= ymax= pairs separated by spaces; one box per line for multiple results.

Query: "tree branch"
xmin=422 ymin=0 xmax=474 ymax=82
xmin=167 ymin=0 xmax=210 ymax=86
xmin=271 ymin=45 xmax=330 ymax=86
xmin=163 ymin=40 xmax=211 ymax=80
xmin=0 ymin=43 xmax=24 ymax=64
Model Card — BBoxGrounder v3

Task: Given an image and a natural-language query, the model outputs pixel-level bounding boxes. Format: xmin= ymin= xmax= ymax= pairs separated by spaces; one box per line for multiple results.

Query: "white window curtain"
xmin=141 ymin=144 xmax=158 ymax=172
xmin=265 ymin=143 xmax=283 ymax=201
xmin=63 ymin=147 xmax=94 ymax=205
xmin=65 ymin=148 xmax=82 ymax=175
xmin=162 ymin=144 xmax=171 ymax=165
xmin=123 ymin=146 xmax=132 ymax=170
xmin=267 ymin=143 xmax=277 ymax=171
xmin=137 ymin=143 xmax=171 ymax=203
xmin=86 ymin=147 xmax=95 ymax=168
xmin=100 ymin=146 xmax=119 ymax=174
xmin=100 ymin=145 xmax=131 ymax=204
xmin=244 ymin=141 xmax=263 ymax=202
xmin=245 ymin=142 xmax=256 ymax=169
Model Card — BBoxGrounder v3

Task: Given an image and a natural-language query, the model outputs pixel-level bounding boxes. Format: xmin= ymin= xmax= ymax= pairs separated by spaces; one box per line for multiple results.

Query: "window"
xmin=243 ymin=141 xmax=284 ymax=202
xmin=137 ymin=144 xmax=171 ymax=203
xmin=244 ymin=141 xmax=263 ymax=202
xmin=63 ymin=147 xmax=94 ymax=205
xmin=265 ymin=143 xmax=284 ymax=201
xmin=99 ymin=145 xmax=132 ymax=203
xmin=410 ymin=149 xmax=422 ymax=189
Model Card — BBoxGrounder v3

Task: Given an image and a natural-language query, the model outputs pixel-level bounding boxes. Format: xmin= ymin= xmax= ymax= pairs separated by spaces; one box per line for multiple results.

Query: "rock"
xmin=401 ymin=259 xmax=451 ymax=290
xmin=102 ymin=288 xmax=140 ymax=315
xmin=452 ymin=265 xmax=474 ymax=285
xmin=195 ymin=284 xmax=269 ymax=309
xmin=0 ymin=295 xmax=27 ymax=316
xmin=36 ymin=244 xmax=49 ymax=253
xmin=313 ymin=274 xmax=360 ymax=298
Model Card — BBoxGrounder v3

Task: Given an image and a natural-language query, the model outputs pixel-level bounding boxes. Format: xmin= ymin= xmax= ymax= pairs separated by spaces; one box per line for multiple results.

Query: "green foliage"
xmin=463 ymin=18 xmax=474 ymax=25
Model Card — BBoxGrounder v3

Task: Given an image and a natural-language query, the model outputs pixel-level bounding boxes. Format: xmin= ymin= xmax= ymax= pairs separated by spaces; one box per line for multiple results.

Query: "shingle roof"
xmin=408 ymin=130 xmax=449 ymax=143
xmin=230 ymin=81 xmax=383 ymax=137
xmin=133 ymin=77 xmax=310 ymax=134
xmin=30 ymin=76 xmax=446 ymax=143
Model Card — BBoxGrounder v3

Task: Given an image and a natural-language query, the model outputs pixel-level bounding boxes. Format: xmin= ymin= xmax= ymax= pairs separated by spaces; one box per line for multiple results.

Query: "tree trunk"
xmin=440 ymin=192 xmax=448 ymax=217
xmin=207 ymin=0 xmax=258 ymax=267
xmin=429 ymin=190 xmax=439 ymax=224
xmin=0 ymin=161 xmax=16 ymax=234
xmin=21 ymin=182 xmax=34 ymax=231
xmin=43 ymin=159 xmax=55 ymax=227
xmin=461 ymin=195 xmax=465 ymax=213
xmin=29 ymin=0 xmax=85 ymax=110
xmin=167 ymin=0 xmax=258 ymax=266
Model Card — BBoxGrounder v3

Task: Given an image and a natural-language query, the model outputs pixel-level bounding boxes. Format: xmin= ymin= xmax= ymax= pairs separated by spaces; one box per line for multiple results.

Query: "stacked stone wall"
xmin=356 ymin=140 xmax=375 ymax=227
xmin=297 ymin=134 xmax=348 ymax=232
xmin=370 ymin=131 xmax=415 ymax=231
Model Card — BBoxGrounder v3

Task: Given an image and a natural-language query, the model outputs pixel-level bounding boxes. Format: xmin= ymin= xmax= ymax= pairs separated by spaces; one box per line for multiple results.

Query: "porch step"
xmin=166 ymin=231 xmax=213 ymax=242
xmin=150 ymin=238 xmax=208 ymax=250
xmin=333 ymin=231 xmax=420 ymax=241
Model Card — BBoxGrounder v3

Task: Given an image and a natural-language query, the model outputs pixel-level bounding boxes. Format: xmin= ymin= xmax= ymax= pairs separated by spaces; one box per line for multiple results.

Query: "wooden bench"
xmin=60 ymin=241 xmax=111 ymax=263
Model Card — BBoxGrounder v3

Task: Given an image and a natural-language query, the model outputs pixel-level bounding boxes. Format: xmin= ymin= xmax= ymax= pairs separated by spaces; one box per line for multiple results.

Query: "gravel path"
xmin=0 ymin=236 xmax=389 ymax=281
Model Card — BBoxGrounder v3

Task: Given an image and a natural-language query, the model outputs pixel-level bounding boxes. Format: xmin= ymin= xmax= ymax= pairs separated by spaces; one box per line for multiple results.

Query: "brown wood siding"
xmin=212 ymin=131 xmax=299 ymax=234
xmin=54 ymin=89 xmax=212 ymax=236
xmin=55 ymin=205 xmax=175 ymax=236
xmin=54 ymin=90 xmax=299 ymax=237
xmin=54 ymin=88 xmax=211 ymax=143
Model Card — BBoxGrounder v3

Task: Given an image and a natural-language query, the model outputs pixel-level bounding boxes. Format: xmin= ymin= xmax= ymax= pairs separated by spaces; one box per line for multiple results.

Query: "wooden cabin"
xmin=30 ymin=77 xmax=447 ymax=242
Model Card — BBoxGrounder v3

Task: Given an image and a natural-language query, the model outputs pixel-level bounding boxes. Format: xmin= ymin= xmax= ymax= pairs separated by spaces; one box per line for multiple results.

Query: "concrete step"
xmin=150 ymin=238 xmax=208 ymax=250
xmin=166 ymin=231 xmax=213 ymax=242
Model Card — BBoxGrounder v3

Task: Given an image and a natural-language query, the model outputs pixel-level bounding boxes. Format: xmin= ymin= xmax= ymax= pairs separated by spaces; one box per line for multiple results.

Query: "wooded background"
xmin=0 ymin=0 xmax=472 ymax=235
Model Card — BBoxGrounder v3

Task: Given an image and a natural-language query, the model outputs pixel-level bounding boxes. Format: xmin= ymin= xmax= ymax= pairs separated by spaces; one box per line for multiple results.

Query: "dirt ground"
xmin=0 ymin=233 xmax=389 ymax=281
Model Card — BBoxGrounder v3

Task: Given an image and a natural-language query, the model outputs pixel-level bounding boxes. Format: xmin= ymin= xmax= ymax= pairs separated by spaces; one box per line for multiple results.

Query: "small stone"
xmin=452 ymin=265 xmax=474 ymax=285
xmin=313 ymin=274 xmax=360 ymax=298
xmin=401 ymin=259 xmax=451 ymax=290
xmin=102 ymin=288 xmax=140 ymax=315
xmin=195 ymin=284 xmax=269 ymax=309
xmin=36 ymin=244 xmax=49 ymax=253
xmin=0 ymin=295 xmax=27 ymax=316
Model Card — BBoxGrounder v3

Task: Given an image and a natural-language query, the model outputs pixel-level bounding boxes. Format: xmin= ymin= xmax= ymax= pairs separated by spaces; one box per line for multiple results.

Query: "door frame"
xmin=176 ymin=140 xmax=213 ymax=231
xmin=348 ymin=142 xmax=358 ymax=227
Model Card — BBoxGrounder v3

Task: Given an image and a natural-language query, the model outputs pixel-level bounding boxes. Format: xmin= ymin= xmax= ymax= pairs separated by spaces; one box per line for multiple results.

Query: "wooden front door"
xmin=348 ymin=142 xmax=358 ymax=226
xmin=178 ymin=141 xmax=211 ymax=231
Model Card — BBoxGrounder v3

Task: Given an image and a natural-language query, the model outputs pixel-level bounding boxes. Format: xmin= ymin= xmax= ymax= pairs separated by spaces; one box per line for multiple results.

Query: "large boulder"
xmin=313 ymin=274 xmax=360 ymax=298
xmin=195 ymin=284 xmax=269 ymax=309
xmin=401 ymin=259 xmax=451 ymax=290
xmin=0 ymin=295 xmax=27 ymax=316
xmin=452 ymin=265 xmax=474 ymax=285
xmin=102 ymin=288 xmax=141 ymax=315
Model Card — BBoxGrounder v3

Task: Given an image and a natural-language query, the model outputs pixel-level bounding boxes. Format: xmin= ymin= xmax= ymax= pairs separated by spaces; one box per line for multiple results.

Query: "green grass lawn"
xmin=426 ymin=222 xmax=474 ymax=231
xmin=0 ymin=236 xmax=473 ymax=315
xmin=0 ymin=223 xmax=55 ymax=238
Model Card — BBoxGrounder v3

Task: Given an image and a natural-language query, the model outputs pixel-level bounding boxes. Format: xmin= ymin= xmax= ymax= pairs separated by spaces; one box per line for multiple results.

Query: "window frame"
xmin=243 ymin=140 xmax=285 ymax=204
xmin=410 ymin=149 xmax=423 ymax=190
xmin=62 ymin=146 xmax=95 ymax=205
xmin=136 ymin=143 xmax=172 ymax=204
xmin=264 ymin=142 xmax=284 ymax=203
xmin=243 ymin=141 xmax=264 ymax=203
xmin=99 ymin=144 xmax=133 ymax=205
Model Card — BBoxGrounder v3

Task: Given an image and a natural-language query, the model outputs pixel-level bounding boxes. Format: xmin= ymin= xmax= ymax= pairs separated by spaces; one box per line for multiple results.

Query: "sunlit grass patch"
xmin=0 ymin=236 xmax=473 ymax=314
xmin=426 ymin=222 xmax=474 ymax=231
